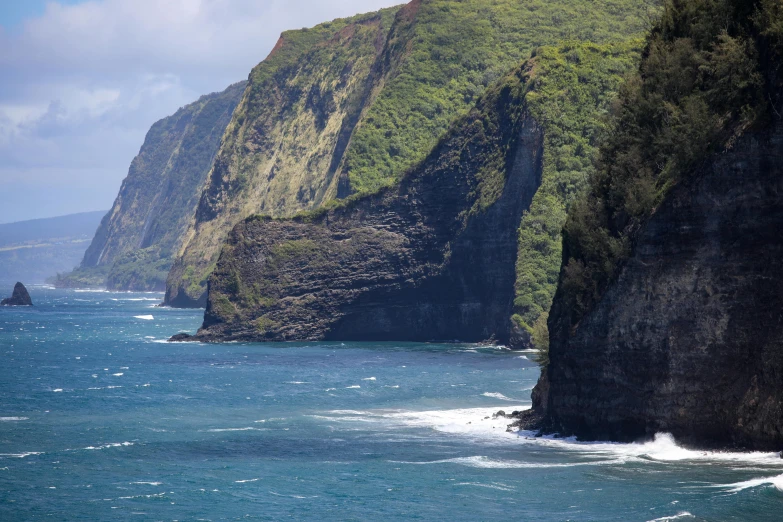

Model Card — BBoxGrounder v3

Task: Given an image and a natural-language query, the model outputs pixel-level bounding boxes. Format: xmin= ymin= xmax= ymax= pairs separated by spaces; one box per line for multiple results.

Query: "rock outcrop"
xmin=179 ymin=68 xmax=543 ymax=343
xmin=1 ymin=282 xmax=32 ymax=306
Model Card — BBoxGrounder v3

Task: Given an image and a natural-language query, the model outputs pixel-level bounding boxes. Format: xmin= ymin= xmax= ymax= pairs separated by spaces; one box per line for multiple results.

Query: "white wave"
xmin=205 ymin=427 xmax=261 ymax=432
xmin=393 ymin=455 xmax=620 ymax=469
xmin=647 ymin=513 xmax=695 ymax=522
xmin=0 ymin=452 xmax=42 ymax=458
xmin=325 ymin=388 xmax=337 ymax=392
xmin=285 ymin=381 xmax=309 ymax=384
xmin=384 ymin=385 xmax=400 ymax=389
xmin=112 ymin=373 xmax=124 ymax=377
xmin=117 ymin=492 xmax=166 ymax=500
xmin=316 ymin=406 xmax=783 ymax=470
xmin=0 ymin=417 xmax=28 ymax=421
xmin=712 ymin=473 xmax=783 ymax=493
xmin=144 ymin=336 xmax=155 ymax=339
xmin=52 ymin=389 xmax=63 ymax=393
xmin=345 ymin=385 xmax=361 ymax=389
xmin=482 ymin=392 xmax=516 ymax=401
xmin=318 ymin=405 xmax=528 ymax=442
xmin=107 ymin=386 xmax=122 ymax=389
xmin=269 ymin=491 xmax=318 ymax=499
xmin=130 ymin=481 xmax=162 ymax=486
xmin=235 ymin=478 xmax=260 ymax=483
xmin=455 ymin=482 xmax=515 ymax=491
xmin=111 ymin=298 xmax=161 ymax=302
xmin=83 ymin=442 xmax=133 ymax=450
xmin=362 ymin=377 xmax=376 ymax=381
xmin=509 ymin=431 xmax=783 ymax=468
xmin=134 ymin=315 xmax=154 ymax=320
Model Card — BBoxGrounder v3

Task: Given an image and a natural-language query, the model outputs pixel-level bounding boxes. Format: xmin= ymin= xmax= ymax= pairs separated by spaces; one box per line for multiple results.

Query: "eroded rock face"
xmin=190 ymin=74 xmax=544 ymax=344
xmin=537 ymin=121 xmax=783 ymax=450
xmin=1 ymin=282 xmax=32 ymax=306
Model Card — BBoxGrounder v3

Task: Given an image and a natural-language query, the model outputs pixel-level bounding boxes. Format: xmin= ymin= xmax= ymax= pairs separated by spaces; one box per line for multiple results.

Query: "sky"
xmin=0 ymin=0 xmax=402 ymax=224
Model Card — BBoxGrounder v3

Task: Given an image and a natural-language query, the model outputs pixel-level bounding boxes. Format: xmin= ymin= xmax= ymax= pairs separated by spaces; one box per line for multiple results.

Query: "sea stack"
xmin=1 ymin=282 xmax=33 ymax=306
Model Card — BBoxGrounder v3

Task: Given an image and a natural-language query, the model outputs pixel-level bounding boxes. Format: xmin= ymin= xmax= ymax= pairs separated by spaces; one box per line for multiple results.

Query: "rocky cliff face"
xmin=165 ymin=0 xmax=654 ymax=308
xmin=186 ymin=69 xmax=543 ymax=342
xmin=164 ymin=7 xmax=400 ymax=307
xmin=527 ymin=0 xmax=783 ymax=450
xmin=59 ymin=81 xmax=246 ymax=291
xmin=538 ymin=120 xmax=783 ymax=450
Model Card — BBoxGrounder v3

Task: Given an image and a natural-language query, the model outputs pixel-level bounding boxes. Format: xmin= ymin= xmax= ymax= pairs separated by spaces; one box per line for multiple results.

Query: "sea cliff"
xmin=525 ymin=0 xmax=783 ymax=450
xmin=187 ymin=68 xmax=543 ymax=342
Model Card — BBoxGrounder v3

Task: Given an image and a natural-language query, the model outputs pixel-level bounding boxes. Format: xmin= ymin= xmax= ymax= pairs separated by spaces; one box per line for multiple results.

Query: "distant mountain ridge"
xmin=0 ymin=211 xmax=105 ymax=284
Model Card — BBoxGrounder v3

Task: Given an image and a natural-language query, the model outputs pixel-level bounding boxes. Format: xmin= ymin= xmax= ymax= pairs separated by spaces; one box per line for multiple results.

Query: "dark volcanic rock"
xmin=1 ymin=282 xmax=32 ymax=306
xmin=169 ymin=333 xmax=195 ymax=342
xmin=535 ymin=121 xmax=783 ymax=450
xmin=194 ymin=71 xmax=544 ymax=344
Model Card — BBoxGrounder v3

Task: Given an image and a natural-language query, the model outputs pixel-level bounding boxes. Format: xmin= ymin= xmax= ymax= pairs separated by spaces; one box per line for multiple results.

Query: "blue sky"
xmin=0 ymin=0 xmax=401 ymax=224
xmin=0 ymin=1 xmax=83 ymax=29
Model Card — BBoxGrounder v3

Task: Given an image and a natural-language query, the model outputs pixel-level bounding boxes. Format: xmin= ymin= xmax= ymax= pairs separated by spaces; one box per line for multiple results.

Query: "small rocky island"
xmin=1 ymin=282 xmax=33 ymax=306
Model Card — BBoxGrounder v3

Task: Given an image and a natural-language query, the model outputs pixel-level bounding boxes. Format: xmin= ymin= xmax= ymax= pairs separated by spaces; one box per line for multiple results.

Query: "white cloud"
xmin=0 ymin=0 xmax=402 ymax=222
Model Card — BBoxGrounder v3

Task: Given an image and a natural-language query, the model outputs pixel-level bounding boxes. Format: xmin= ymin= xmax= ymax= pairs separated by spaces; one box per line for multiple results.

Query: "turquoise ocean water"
xmin=0 ymin=286 xmax=781 ymax=520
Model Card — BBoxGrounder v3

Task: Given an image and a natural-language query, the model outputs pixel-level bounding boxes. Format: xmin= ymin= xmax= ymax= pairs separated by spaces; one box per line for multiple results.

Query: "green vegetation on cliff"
xmin=511 ymin=40 xmax=643 ymax=344
xmin=556 ymin=0 xmax=783 ymax=329
xmin=343 ymin=0 xmax=658 ymax=194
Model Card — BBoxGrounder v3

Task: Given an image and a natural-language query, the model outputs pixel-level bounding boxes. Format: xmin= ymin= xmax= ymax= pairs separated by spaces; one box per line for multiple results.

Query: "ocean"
xmin=0 ymin=287 xmax=781 ymax=520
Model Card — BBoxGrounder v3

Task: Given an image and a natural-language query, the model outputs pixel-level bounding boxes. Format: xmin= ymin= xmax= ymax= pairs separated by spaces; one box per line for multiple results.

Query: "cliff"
xmin=186 ymin=67 xmax=542 ymax=342
xmin=165 ymin=0 xmax=655 ymax=308
xmin=56 ymin=81 xmax=246 ymax=291
xmin=164 ymin=7 xmax=401 ymax=306
xmin=528 ymin=0 xmax=783 ymax=450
